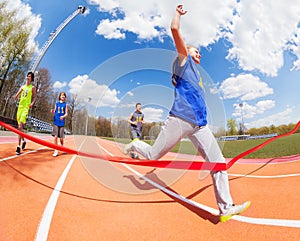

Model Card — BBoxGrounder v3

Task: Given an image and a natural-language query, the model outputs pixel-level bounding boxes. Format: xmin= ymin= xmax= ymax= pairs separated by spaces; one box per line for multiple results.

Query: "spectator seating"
xmin=27 ymin=115 xmax=53 ymax=133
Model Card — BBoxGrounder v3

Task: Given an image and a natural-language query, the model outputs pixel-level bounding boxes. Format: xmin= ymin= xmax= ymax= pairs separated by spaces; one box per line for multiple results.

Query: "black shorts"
xmin=52 ymin=125 xmax=65 ymax=138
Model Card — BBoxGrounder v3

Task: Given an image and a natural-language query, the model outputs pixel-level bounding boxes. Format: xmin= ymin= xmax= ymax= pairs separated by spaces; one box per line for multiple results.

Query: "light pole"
xmin=29 ymin=6 xmax=87 ymax=73
xmin=239 ymin=103 xmax=245 ymax=135
xmin=85 ymin=97 xmax=91 ymax=135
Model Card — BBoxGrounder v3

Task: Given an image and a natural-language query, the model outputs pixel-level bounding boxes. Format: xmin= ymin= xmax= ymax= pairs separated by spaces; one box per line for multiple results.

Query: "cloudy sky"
xmin=4 ymin=0 xmax=300 ymax=130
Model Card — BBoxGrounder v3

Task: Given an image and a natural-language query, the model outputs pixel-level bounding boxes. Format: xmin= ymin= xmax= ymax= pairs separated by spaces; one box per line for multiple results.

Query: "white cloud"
xmin=219 ymin=74 xmax=273 ymax=101
xmin=68 ymin=74 xmax=120 ymax=107
xmin=246 ymin=107 xmax=295 ymax=128
xmin=226 ymin=0 xmax=300 ymax=76
xmin=89 ymin=0 xmax=300 ymax=76
xmin=233 ymin=100 xmax=275 ymax=120
xmin=116 ymin=103 xmax=135 ymax=109
xmin=88 ymin=0 xmax=237 ymax=45
xmin=53 ymin=81 xmax=67 ymax=89
xmin=142 ymin=107 xmax=164 ymax=122
xmin=289 ymin=27 xmax=300 ymax=71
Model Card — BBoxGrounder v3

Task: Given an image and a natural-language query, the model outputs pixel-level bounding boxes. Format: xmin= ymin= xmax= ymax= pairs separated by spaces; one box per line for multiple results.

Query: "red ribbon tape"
xmin=1 ymin=120 xmax=299 ymax=171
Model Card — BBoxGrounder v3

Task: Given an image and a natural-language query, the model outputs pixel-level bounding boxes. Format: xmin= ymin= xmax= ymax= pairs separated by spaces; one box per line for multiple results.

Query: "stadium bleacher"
xmin=218 ymin=133 xmax=278 ymax=141
xmin=27 ymin=115 xmax=53 ymax=133
xmin=247 ymin=133 xmax=278 ymax=139
xmin=0 ymin=115 xmax=70 ymax=135
xmin=26 ymin=116 xmax=71 ymax=135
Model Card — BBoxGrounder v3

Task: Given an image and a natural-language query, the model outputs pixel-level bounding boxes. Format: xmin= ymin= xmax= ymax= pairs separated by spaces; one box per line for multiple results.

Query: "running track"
xmin=0 ymin=134 xmax=299 ymax=241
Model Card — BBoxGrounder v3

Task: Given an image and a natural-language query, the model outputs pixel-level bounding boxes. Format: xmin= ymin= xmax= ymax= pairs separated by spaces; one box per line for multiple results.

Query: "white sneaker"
xmin=53 ymin=150 xmax=58 ymax=157
xmin=220 ymin=201 xmax=251 ymax=222
xmin=123 ymin=142 xmax=134 ymax=155
xmin=123 ymin=138 xmax=140 ymax=155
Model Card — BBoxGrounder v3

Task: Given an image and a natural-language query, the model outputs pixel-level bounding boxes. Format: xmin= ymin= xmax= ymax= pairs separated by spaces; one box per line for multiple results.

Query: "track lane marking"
xmin=229 ymin=173 xmax=300 ymax=178
xmin=34 ymin=155 xmax=76 ymax=241
xmin=35 ymin=137 xmax=87 ymax=241
xmin=0 ymin=148 xmax=46 ymax=162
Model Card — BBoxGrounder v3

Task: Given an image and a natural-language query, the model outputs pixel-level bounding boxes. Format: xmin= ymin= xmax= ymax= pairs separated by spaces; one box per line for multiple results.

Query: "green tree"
xmin=0 ymin=0 xmax=37 ymax=122
xmin=269 ymin=124 xmax=276 ymax=134
xmin=275 ymin=124 xmax=289 ymax=135
xmin=0 ymin=1 xmax=34 ymax=96
xmin=227 ymin=118 xmax=237 ymax=135
xmin=287 ymin=123 xmax=296 ymax=132
xmin=248 ymin=127 xmax=259 ymax=136
xmin=66 ymin=93 xmax=80 ymax=133
xmin=0 ymin=68 xmax=24 ymax=118
xmin=257 ymin=126 xmax=269 ymax=135
xmin=30 ymin=68 xmax=54 ymax=121
xmin=214 ymin=127 xmax=226 ymax=138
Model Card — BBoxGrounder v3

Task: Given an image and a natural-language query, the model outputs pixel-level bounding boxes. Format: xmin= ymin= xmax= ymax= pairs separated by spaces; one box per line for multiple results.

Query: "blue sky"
xmin=6 ymin=0 xmax=300 ymax=131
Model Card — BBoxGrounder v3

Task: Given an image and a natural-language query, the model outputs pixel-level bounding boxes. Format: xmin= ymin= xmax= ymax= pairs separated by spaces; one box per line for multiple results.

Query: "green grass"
xmin=220 ymin=133 xmax=300 ymax=158
xmin=103 ymin=133 xmax=300 ymax=158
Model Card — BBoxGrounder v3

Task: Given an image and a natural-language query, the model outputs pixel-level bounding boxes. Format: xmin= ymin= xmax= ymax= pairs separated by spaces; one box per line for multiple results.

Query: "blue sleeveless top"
xmin=169 ymin=55 xmax=207 ymax=126
xmin=53 ymin=101 xmax=67 ymax=127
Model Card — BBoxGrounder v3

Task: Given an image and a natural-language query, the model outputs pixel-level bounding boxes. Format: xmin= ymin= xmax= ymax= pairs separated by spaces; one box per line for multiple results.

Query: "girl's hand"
xmin=176 ymin=5 xmax=187 ymax=15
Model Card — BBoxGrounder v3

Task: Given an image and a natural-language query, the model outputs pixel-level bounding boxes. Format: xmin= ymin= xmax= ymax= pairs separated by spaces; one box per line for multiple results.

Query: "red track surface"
xmin=0 ymin=134 xmax=299 ymax=241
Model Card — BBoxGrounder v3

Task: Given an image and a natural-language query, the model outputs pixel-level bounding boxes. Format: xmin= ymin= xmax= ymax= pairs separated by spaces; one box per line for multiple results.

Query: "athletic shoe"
xmin=22 ymin=141 xmax=26 ymax=150
xmin=130 ymin=151 xmax=139 ymax=159
xmin=220 ymin=201 xmax=251 ymax=222
xmin=16 ymin=146 xmax=21 ymax=155
xmin=123 ymin=142 xmax=134 ymax=155
xmin=123 ymin=138 xmax=139 ymax=155
xmin=53 ymin=150 xmax=58 ymax=157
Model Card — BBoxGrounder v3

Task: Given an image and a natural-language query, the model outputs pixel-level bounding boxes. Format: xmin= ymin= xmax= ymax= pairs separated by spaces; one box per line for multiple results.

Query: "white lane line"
xmin=96 ymin=140 xmax=300 ymax=228
xmin=229 ymin=173 xmax=300 ymax=178
xmin=0 ymin=148 xmax=46 ymax=162
xmin=34 ymin=155 xmax=76 ymax=241
xmin=0 ymin=138 xmax=73 ymax=162
xmin=233 ymin=215 xmax=300 ymax=227
xmin=35 ymin=138 xmax=87 ymax=241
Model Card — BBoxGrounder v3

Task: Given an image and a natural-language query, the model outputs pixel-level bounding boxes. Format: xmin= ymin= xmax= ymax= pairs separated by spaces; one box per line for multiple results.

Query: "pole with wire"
xmin=85 ymin=97 xmax=91 ymax=135
xmin=29 ymin=6 xmax=86 ymax=73
xmin=239 ymin=103 xmax=245 ymax=135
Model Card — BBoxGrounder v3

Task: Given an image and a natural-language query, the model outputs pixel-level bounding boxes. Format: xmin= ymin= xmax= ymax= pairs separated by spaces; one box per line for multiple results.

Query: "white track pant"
xmin=130 ymin=115 xmax=233 ymax=214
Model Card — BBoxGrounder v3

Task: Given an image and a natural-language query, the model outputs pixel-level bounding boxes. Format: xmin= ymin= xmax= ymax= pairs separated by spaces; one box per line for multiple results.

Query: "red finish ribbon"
xmin=1 ymin=120 xmax=299 ymax=171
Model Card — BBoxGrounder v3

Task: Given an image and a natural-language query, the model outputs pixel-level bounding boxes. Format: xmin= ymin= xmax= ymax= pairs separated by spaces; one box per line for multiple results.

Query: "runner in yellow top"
xmin=14 ymin=72 xmax=37 ymax=155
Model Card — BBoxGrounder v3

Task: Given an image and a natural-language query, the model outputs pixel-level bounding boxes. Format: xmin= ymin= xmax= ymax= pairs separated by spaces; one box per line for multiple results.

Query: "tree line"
xmin=225 ymin=118 xmax=299 ymax=137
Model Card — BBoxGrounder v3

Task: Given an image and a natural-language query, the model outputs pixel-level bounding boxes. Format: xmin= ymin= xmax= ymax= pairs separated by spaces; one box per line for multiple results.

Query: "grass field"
xmin=110 ymin=133 xmax=300 ymax=158
xmin=220 ymin=133 xmax=300 ymax=158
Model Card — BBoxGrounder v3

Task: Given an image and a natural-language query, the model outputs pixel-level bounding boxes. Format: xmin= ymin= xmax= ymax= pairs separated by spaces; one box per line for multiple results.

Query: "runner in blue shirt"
xmin=124 ymin=5 xmax=250 ymax=222
xmin=51 ymin=92 xmax=68 ymax=157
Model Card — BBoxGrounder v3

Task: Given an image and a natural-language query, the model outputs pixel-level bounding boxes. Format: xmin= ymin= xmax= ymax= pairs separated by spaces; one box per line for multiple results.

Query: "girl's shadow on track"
xmin=123 ymin=169 xmax=219 ymax=224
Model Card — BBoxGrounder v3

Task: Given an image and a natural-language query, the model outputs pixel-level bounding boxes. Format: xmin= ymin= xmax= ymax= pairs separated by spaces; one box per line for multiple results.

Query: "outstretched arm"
xmin=171 ymin=5 xmax=188 ymax=64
